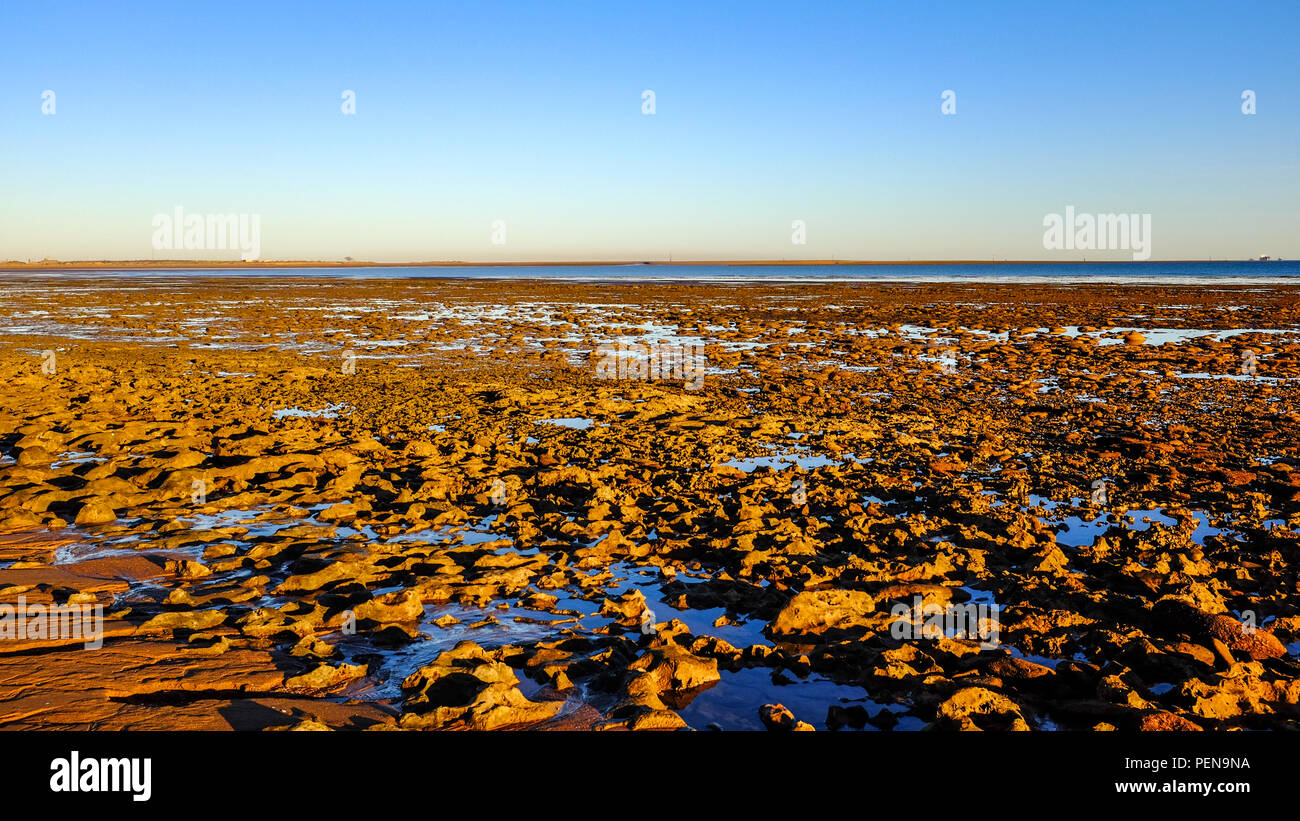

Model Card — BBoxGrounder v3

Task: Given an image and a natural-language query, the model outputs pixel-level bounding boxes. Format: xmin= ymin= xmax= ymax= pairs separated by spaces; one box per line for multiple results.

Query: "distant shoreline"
xmin=0 ymin=258 xmax=1286 ymax=272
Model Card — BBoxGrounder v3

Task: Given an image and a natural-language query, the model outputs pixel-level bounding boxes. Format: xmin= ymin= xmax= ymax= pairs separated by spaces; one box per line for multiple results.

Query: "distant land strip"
xmin=0 ymin=258 xmax=1284 ymax=271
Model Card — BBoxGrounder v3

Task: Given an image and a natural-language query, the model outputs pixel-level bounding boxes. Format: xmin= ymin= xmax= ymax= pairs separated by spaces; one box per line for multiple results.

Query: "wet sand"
xmin=0 ymin=276 xmax=1297 ymax=730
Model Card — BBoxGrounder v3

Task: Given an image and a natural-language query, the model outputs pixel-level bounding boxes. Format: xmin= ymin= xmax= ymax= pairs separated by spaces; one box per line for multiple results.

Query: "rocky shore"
xmin=0 ymin=276 xmax=1297 ymax=730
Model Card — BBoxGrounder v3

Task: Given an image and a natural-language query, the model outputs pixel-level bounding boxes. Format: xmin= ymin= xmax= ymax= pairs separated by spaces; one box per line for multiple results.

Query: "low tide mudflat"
xmin=0 ymin=275 xmax=1298 ymax=731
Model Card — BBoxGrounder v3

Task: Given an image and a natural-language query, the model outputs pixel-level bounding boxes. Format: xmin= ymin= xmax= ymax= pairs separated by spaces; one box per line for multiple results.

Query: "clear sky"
xmin=2 ymin=0 xmax=1297 ymax=262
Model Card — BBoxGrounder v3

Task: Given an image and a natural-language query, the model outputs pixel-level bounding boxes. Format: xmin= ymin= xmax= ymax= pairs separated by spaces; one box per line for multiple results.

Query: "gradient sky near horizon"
xmin=2 ymin=0 xmax=1297 ymax=263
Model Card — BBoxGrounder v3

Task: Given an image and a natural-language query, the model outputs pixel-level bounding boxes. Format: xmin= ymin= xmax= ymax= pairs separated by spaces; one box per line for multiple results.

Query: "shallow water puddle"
xmin=272 ymin=403 xmax=347 ymax=420
xmin=346 ymin=601 xmax=587 ymax=700
xmin=674 ymin=667 xmax=911 ymax=731
xmin=535 ymin=417 xmax=596 ymax=430
xmin=721 ymin=442 xmax=859 ymax=473
xmin=1026 ymin=496 xmax=1230 ymax=550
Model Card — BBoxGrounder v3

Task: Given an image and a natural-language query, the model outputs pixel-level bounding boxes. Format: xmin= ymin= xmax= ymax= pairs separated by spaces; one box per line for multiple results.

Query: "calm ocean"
xmin=9 ymin=260 xmax=1300 ymax=284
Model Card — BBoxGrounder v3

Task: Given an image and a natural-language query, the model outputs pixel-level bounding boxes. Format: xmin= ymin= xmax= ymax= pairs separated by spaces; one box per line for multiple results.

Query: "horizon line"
xmin=0 ymin=257 xmax=1287 ymax=271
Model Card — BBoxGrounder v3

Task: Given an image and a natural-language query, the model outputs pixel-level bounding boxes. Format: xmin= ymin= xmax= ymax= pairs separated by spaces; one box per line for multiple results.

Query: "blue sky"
xmin=2 ymin=0 xmax=1297 ymax=262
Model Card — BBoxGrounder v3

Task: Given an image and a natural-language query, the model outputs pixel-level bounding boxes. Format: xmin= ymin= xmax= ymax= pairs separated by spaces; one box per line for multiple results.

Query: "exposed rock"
xmin=74 ymin=500 xmax=117 ymax=526
xmin=759 ymin=703 xmax=815 ymax=731
xmin=770 ymin=589 xmax=877 ymax=637
xmin=935 ymin=687 xmax=1031 ymax=731
xmin=400 ymin=641 xmax=562 ymax=730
